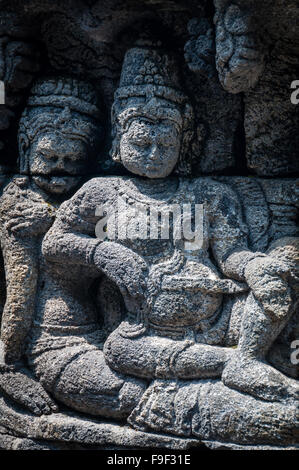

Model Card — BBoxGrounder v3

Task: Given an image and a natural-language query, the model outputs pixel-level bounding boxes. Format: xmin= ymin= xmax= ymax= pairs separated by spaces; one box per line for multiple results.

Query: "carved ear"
xmin=175 ymin=101 xmax=194 ymax=176
xmin=110 ymin=115 xmax=122 ymax=162
xmin=110 ymin=140 xmax=121 ymax=162
xmin=18 ymin=131 xmax=30 ymax=174
xmin=110 ymin=103 xmax=121 ymax=162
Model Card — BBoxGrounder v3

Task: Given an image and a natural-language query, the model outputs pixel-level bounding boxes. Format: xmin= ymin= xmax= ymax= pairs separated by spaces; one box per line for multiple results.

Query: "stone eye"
xmin=158 ymin=136 xmax=177 ymax=147
xmin=64 ymin=155 xmax=76 ymax=162
xmin=42 ymin=153 xmax=58 ymax=162
xmin=132 ymin=138 xmax=151 ymax=149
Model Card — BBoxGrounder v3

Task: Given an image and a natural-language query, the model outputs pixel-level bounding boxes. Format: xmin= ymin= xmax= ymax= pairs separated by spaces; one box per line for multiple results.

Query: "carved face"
xmin=29 ymin=132 xmax=87 ymax=175
xmin=119 ymin=118 xmax=181 ymax=178
xmin=28 ymin=132 xmax=87 ymax=194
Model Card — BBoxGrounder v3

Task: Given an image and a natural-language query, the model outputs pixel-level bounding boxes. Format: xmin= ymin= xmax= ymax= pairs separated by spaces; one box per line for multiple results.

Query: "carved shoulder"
xmin=0 ymin=177 xmax=30 ymax=218
xmin=53 ymin=176 xmax=121 ymax=235
xmin=192 ymin=177 xmax=241 ymax=215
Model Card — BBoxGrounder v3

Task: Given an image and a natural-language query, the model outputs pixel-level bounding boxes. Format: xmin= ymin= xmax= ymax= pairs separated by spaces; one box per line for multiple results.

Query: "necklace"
xmin=118 ymin=177 xmax=193 ymax=209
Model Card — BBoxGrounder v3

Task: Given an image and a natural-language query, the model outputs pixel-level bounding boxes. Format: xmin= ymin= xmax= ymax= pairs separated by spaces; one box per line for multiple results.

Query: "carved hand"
xmin=244 ymin=256 xmax=292 ymax=320
xmin=184 ymin=18 xmax=216 ymax=78
xmin=213 ymin=1 xmax=264 ymax=94
xmin=0 ymin=36 xmax=40 ymax=152
xmin=1 ymin=40 xmax=40 ymax=92
xmin=4 ymin=201 xmax=55 ymax=237
xmin=94 ymin=241 xmax=148 ymax=298
xmin=0 ymin=366 xmax=58 ymax=416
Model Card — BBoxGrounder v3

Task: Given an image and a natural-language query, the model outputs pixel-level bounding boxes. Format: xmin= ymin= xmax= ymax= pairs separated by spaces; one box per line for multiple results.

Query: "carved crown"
xmin=115 ymin=47 xmax=187 ymax=104
xmin=27 ymin=77 xmax=101 ymax=119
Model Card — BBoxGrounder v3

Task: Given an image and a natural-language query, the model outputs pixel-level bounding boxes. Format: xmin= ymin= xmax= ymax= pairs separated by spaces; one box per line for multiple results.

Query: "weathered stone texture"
xmin=0 ymin=0 xmax=298 ymax=451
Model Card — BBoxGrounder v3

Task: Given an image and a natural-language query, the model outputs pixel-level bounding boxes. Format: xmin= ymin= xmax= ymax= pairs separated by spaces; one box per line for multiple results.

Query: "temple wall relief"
xmin=0 ymin=0 xmax=298 ymax=450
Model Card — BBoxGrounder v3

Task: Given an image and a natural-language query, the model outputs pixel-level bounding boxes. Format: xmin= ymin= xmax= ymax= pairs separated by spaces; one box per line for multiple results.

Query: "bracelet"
xmin=0 ymin=363 xmax=20 ymax=374
xmin=225 ymin=250 xmax=267 ymax=280
xmin=240 ymin=253 xmax=267 ymax=279
xmin=87 ymin=239 xmax=103 ymax=265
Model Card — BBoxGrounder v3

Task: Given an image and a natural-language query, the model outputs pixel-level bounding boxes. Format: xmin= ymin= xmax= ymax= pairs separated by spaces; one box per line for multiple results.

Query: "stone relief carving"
xmin=0 ymin=13 xmax=40 ymax=169
xmin=0 ymin=76 xmax=102 ymax=414
xmin=213 ymin=0 xmax=265 ymax=94
xmin=184 ymin=18 xmax=243 ymax=174
xmin=0 ymin=0 xmax=298 ymax=451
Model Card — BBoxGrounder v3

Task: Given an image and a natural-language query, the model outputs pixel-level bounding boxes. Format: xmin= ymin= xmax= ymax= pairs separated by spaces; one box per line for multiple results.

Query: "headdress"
xmin=111 ymin=47 xmax=194 ymax=175
xmin=18 ymin=77 xmax=102 ymax=173
xmin=27 ymin=77 xmax=100 ymax=119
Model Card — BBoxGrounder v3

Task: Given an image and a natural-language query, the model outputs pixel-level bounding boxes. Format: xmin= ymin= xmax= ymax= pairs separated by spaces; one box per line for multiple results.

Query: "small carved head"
xmin=110 ymin=47 xmax=194 ymax=178
xmin=18 ymin=77 xmax=103 ymax=193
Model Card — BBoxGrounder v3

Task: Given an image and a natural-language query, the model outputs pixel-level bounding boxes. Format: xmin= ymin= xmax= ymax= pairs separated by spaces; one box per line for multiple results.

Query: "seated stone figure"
xmin=36 ymin=47 xmax=297 ymax=444
xmin=0 ymin=77 xmax=103 ymax=415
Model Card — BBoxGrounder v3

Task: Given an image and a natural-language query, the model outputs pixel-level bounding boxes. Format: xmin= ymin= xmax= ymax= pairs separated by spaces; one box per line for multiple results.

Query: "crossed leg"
xmin=222 ymin=237 xmax=299 ymax=402
xmin=31 ymin=345 xmax=147 ymax=419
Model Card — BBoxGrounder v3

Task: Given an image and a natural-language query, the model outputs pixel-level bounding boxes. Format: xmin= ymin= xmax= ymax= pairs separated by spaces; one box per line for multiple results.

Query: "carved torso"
xmin=29 ymin=175 xmax=248 ymax=349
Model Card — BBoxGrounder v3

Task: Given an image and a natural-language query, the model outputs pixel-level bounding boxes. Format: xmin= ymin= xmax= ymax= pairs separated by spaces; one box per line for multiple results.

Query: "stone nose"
xmin=47 ymin=155 xmax=72 ymax=174
xmin=53 ymin=156 xmax=67 ymax=169
xmin=148 ymin=144 xmax=160 ymax=161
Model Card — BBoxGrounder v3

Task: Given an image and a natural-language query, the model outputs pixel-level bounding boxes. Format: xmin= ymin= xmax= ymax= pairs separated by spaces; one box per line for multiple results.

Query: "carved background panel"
xmin=0 ymin=0 xmax=298 ymax=451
